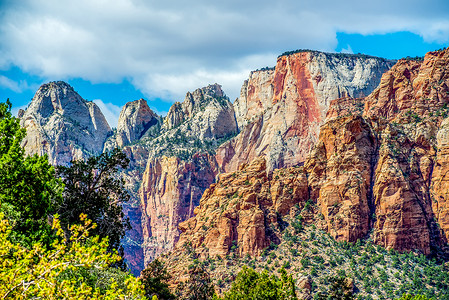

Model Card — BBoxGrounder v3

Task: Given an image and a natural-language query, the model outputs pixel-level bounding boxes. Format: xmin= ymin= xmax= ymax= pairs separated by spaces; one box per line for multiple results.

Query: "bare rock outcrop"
xmin=140 ymin=154 xmax=219 ymax=265
xmin=19 ymin=81 xmax=112 ymax=165
xmin=217 ymin=51 xmax=394 ymax=173
xmin=305 ymin=115 xmax=376 ymax=242
xmin=116 ymin=99 xmax=160 ymax=147
xmin=176 ymin=156 xmax=308 ymax=258
xmin=162 ymin=83 xmax=237 ymax=141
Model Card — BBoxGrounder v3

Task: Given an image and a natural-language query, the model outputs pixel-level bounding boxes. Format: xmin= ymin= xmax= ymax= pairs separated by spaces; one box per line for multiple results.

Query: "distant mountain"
xmin=19 ymin=81 xmax=112 ymax=165
xmin=19 ymin=50 xmax=398 ymax=277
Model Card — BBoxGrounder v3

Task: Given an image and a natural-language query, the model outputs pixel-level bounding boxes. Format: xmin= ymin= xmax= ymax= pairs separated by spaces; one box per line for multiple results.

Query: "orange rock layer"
xmin=176 ymin=48 xmax=449 ymax=258
xmin=177 ymin=157 xmax=308 ymax=258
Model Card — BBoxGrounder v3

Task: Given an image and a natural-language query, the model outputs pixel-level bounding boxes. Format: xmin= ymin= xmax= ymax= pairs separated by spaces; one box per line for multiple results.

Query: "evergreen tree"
xmin=221 ymin=266 xmax=297 ymax=300
xmin=141 ymin=259 xmax=174 ymax=300
xmin=56 ymin=148 xmax=131 ymax=259
xmin=0 ymin=99 xmax=63 ymax=246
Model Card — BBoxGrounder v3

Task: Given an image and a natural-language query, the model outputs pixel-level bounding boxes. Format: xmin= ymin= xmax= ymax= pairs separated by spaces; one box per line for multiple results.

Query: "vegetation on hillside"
xmin=162 ymin=205 xmax=449 ymax=300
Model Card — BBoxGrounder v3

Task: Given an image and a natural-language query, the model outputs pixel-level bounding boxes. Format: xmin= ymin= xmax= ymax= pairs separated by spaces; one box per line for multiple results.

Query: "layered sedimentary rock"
xmin=364 ymin=50 xmax=449 ymax=253
xmin=174 ymin=48 xmax=449 ymax=260
xmin=140 ymin=154 xmax=219 ymax=264
xmin=217 ymin=51 xmax=394 ymax=172
xmin=308 ymin=49 xmax=449 ymax=254
xmin=176 ymin=156 xmax=308 ymax=258
xmin=305 ymin=115 xmax=376 ymax=242
xmin=138 ymin=84 xmax=238 ymax=264
xmin=22 ymin=48 xmax=449 ymax=275
xmin=432 ymin=118 xmax=449 ymax=241
xmin=19 ymin=81 xmax=112 ymax=165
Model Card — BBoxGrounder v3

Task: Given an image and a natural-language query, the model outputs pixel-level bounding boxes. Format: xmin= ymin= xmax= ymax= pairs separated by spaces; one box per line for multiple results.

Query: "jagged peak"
xmin=186 ymin=83 xmax=226 ymax=103
xmin=120 ymin=98 xmax=156 ymax=116
xmin=38 ymin=80 xmax=75 ymax=92
xmin=115 ymin=98 xmax=160 ymax=147
xmin=25 ymin=80 xmax=88 ymax=119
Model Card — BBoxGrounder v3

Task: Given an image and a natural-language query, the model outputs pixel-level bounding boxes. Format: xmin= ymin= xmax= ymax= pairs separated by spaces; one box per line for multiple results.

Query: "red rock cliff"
xmin=217 ymin=51 xmax=394 ymax=173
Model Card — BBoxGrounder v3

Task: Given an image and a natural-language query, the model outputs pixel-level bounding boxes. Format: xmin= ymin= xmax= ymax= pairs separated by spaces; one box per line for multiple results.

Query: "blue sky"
xmin=1 ymin=0 xmax=448 ymax=127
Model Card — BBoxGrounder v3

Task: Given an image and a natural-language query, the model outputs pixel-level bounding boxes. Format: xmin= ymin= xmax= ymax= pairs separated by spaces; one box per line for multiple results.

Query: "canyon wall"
xmin=217 ymin=51 xmax=394 ymax=172
xmin=174 ymin=48 xmax=449 ymax=259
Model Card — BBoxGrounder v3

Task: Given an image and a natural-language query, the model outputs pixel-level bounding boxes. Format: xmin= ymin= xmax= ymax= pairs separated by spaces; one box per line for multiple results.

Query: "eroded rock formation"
xmin=19 ymin=81 xmax=112 ymax=165
xmin=217 ymin=51 xmax=394 ymax=172
xmin=175 ymin=48 xmax=449 ymax=259
xmin=176 ymin=156 xmax=308 ymax=258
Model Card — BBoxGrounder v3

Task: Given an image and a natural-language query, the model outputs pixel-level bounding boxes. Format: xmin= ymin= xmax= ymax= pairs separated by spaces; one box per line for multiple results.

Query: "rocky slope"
xmin=19 ymin=81 xmax=112 ymax=165
xmin=18 ymin=51 xmax=395 ymax=274
xmin=138 ymin=55 xmax=391 ymax=267
xmin=176 ymin=156 xmax=309 ymax=259
xmin=217 ymin=51 xmax=395 ymax=172
xmin=164 ymin=49 xmax=449 ymax=295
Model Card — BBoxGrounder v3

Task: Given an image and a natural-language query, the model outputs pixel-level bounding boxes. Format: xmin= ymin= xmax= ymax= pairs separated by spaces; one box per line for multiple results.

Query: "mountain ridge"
xmin=18 ymin=49 xmax=412 ymax=277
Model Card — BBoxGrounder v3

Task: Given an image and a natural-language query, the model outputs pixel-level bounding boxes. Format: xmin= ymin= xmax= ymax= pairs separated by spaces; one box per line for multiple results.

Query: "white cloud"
xmin=340 ymin=45 xmax=354 ymax=54
xmin=0 ymin=75 xmax=21 ymax=92
xmin=0 ymin=0 xmax=448 ymax=101
xmin=93 ymin=99 xmax=122 ymax=128
xmin=0 ymin=75 xmax=36 ymax=93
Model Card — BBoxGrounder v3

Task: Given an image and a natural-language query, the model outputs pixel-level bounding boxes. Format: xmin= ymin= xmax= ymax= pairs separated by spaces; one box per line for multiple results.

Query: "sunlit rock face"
xmin=218 ymin=51 xmax=394 ymax=173
xmin=20 ymin=81 xmax=112 ymax=165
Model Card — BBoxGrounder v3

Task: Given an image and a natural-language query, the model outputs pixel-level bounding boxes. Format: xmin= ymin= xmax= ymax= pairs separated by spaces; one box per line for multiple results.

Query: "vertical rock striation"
xmin=217 ymin=51 xmax=394 ymax=173
xmin=138 ymin=84 xmax=237 ymax=265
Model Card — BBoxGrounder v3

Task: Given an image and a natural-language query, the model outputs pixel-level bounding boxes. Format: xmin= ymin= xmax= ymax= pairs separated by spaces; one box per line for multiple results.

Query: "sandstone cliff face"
xmin=306 ymin=49 xmax=449 ymax=254
xmin=432 ymin=118 xmax=449 ymax=242
xmin=174 ymin=48 xmax=449 ymax=261
xmin=137 ymin=84 xmax=238 ymax=265
xmin=371 ymin=122 xmax=438 ymax=255
xmin=305 ymin=115 xmax=376 ymax=242
xmin=140 ymin=153 xmax=219 ymax=265
xmin=20 ymin=81 xmax=112 ymax=165
xmin=217 ymin=51 xmax=394 ymax=173
xmin=176 ymin=156 xmax=308 ymax=258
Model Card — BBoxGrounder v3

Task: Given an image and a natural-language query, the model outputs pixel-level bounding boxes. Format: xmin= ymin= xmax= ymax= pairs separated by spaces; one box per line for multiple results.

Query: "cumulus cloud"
xmin=1 ymin=0 xmax=448 ymax=101
xmin=93 ymin=99 xmax=122 ymax=128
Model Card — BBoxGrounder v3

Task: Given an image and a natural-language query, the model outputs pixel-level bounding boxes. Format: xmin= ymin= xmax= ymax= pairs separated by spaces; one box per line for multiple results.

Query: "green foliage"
xmin=141 ymin=259 xmax=174 ymax=300
xmin=0 ymin=100 xmax=63 ymax=246
xmin=176 ymin=265 xmax=215 ymax=300
xmin=316 ymin=276 xmax=354 ymax=300
xmin=0 ymin=213 xmax=145 ymax=299
xmin=396 ymin=294 xmax=432 ymax=300
xmin=219 ymin=266 xmax=296 ymax=300
xmin=56 ymin=148 xmax=131 ymax=260
xmin=403 ymin=56 xmax=425 ymax=62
